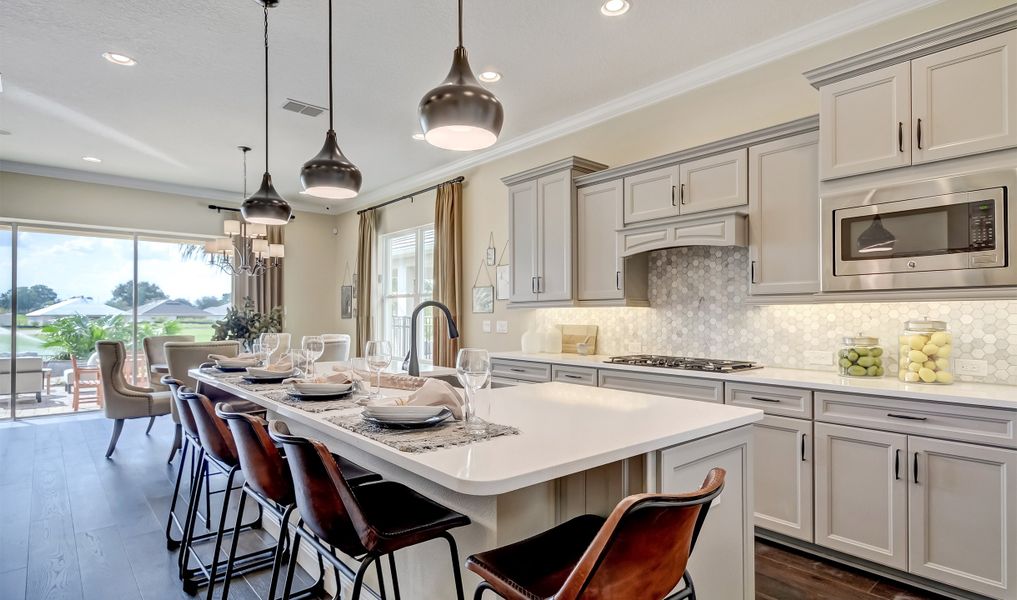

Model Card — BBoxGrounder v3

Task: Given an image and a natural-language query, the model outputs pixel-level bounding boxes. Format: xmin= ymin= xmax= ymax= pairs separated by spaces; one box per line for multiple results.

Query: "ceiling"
xmin=0 ymin=0 xmax=923 ymax=212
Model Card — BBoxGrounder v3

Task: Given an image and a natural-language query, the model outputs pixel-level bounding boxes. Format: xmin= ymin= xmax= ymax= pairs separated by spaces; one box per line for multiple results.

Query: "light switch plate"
xmin=804 ymin=350 xmax=833 ymax=366
xmin=955 ymin=359 xmax=988 ymax=377
xmin=482 ymin=320 xmax=492 ymax=333
xmin=495 ymin=321 xmax=509 ymax=334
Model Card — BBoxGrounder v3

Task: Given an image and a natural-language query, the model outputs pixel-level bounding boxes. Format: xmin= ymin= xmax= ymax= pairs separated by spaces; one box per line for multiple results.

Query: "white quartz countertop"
xmin=492 ymin=351 xmax=1017 ymax=411
xmin=191 ymin=370 xmax=761 ymax=496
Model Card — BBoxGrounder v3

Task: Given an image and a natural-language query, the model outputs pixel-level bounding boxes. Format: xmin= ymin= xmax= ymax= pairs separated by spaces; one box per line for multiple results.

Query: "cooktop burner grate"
xmin=605 ymin=355 xmax=762 ymax=373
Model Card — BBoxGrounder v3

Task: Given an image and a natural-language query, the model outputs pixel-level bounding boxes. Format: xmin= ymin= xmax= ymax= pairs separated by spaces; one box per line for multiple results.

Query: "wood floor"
xmin=0 ymin=412 xmax=955 ymax=600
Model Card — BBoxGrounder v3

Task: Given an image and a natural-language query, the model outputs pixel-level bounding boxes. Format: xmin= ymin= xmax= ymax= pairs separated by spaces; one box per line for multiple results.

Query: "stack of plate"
xmin=215 ymin=358 xmax=257 ymax=372
xmin=242 ymin=367 xmax=298 ymax=384
xmin=362 ymin=406 xmax=453 ymax=429
xmin=287 ymin=382 xmax=354 ymax=401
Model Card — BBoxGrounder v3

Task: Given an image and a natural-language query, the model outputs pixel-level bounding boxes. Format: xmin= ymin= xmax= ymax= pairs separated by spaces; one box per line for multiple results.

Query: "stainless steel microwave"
xmin=821 ymin=170 xmax=1016 ymax=292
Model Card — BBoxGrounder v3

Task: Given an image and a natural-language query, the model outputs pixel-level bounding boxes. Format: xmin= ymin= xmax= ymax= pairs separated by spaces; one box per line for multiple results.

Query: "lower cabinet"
xmin=815 ymin=422 xmax=1017 ymax=600
xmin=598 ymin=369 xmax=724 ymax=403
xmin=753 ymin=415 xmax=813 ymax=542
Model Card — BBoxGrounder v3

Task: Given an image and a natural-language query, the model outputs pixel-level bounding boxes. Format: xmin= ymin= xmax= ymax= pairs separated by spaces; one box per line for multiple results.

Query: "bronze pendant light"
xmin=299 ymin=0 xmax=362 ymax=199
xmin=418 ymin=0 xmax=504 ymax=151
xmin=242 ymin=0 xmax=292 ymax=226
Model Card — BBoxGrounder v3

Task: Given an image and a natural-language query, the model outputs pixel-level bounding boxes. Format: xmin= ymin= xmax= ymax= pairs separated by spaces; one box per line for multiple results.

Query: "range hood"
xmin=619 ymin=209 xmax=747 ymax=257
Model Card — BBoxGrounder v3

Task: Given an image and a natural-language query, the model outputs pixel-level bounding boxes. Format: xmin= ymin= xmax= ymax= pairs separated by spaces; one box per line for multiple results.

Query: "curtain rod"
xmin=356 ymin=176 xmax=465 ymax=215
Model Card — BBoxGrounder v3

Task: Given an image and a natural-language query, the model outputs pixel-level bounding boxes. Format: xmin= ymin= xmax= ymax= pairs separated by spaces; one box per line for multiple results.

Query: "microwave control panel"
xmin=968 ymin=201 xmax=996 ymax=250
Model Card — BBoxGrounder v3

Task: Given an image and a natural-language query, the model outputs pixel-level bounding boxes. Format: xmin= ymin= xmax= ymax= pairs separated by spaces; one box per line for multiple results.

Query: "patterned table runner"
xmin=199 ymin=367 xmax=357 ymax=413
xmin=325 ymin=413 xmax=519 ymax=453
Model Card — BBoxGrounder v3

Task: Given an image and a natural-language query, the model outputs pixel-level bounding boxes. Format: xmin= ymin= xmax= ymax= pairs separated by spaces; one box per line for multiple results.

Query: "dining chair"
xmin=466 ymin=468 xmax=726 ymax=600
xmin=319 ymin=334 xmax=351 ymax=362
xmin=269 ymin=420 xmax=471 ymax=600
xmin=95 ymin=340 xmax=172 ymax=458
xmin=69 ymin=354 xmax=104 ymax=411
xmin=143 ymin=335 xmax=194 ymax=390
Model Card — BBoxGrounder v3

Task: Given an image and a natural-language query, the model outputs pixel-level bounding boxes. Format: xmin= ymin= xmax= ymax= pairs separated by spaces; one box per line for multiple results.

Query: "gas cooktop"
xmin=605 ymin=355 xmax=762 ymax=373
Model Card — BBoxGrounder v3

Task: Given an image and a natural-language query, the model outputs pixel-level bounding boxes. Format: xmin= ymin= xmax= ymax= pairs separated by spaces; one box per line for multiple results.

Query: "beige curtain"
xmin=355 ymin=210 xmax=377 ymax=356
xmin=233 ymin=225 xmax=284 ymax=314
xmin=432 ymin=181 xmax=463 ymax=367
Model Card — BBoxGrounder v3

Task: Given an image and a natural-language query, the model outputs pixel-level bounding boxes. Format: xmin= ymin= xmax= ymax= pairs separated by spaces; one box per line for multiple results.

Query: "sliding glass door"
xmin=0 ymin=225 xmax=11 ymax=420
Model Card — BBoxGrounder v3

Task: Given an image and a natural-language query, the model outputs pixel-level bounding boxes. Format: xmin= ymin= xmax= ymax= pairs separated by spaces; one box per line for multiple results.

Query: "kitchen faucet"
xmin=402 ymin=300 xmax=459 ymax=376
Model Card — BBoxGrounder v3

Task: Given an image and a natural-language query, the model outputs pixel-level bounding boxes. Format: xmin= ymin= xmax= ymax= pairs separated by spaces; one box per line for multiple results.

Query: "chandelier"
xmin=205 ymin=146 xmax=285 ymax=277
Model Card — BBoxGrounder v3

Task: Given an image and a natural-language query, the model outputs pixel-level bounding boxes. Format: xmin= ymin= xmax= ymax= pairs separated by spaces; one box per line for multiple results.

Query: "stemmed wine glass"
xmin=301 ymin=335 xmax=325 ymax=379
xmin=259 ymin=333 xmax=280 ymax=365
xmin=456 ymin=348 xmax=492 ymax=435
xmin=364 ymin=341 xmax=392 ymax=400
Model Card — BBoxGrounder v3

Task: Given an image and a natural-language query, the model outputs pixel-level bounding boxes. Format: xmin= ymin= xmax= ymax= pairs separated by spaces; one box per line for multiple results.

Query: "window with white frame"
xmin=379 ymin=225 xmax=434 ymax=364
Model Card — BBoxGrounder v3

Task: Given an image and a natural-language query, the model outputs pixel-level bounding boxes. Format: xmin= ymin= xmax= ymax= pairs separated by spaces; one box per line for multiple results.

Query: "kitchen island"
xmin=191 ymin=369 xmax=763 ymax=599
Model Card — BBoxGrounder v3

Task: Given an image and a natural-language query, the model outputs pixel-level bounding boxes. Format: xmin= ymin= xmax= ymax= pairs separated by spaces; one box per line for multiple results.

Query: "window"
xmin=379 ymin=225 xmax=434 ymax=364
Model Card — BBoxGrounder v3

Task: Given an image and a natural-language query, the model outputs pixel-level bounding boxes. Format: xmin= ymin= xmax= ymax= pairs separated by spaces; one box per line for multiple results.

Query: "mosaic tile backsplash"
xmin=535 ymin=246 xmax=1017 ymax=386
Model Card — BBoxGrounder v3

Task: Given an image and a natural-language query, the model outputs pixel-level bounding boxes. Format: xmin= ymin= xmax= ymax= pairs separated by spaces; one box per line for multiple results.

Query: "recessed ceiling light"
xmin=601 ymin=0 xmax=630 ymax=16
xmin=412 ymin=133 xmax=425 ymax=140
xmin=82 ymin=156 xmax=102 ymax=163
xmin=478 ymin=70 xmax=501 ymax=83
xmin=102 ymin=52 xmax=136 ymax=66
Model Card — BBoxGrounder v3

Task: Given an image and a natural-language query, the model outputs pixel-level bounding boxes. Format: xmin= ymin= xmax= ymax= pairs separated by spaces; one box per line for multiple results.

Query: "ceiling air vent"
xmin=282 ymin=98 xmax=326 ymax=117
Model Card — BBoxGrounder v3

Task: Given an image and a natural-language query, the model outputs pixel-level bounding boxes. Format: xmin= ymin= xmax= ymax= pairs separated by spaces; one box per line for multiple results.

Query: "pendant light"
xmin=299 ymin=0 xmax=362 ymax=199
xmin=856 ymin=214 xmax=896 ymax=253
xmin=418 ymin=0 xmax=504 ymax=151
xmin=242 ymin=1 xmax=292 ymax=226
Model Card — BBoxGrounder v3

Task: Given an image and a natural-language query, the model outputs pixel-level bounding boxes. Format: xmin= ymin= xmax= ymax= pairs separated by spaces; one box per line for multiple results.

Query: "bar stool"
xmin=466 ymin=468 xmax=726 ymax=600
xmin=215 ymin=403 xmax=381 ymax=600
xmin=268 ymin=420 xmax=472 ymax=600
xmin=179 ymin=391 xmax=277 ymax=597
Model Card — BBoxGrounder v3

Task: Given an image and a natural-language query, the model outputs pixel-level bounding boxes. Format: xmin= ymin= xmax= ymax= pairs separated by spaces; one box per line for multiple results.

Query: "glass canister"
xmin=898 ymin=318 xmax=953 ymax=384
xmin=838 ymin=334 xmax=885 ymax=377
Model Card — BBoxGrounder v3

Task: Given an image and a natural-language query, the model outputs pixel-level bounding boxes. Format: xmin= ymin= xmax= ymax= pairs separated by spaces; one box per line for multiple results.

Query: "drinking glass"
xmin=456 ymin=348 xmax=491 ymax=435
xmin=364 ymin=340 xmax=392 ymax=400
xmin=251 ymin=340 xmax=267 ymax=367
xmin=259 ymin=333 xmax=280 ymax=364
xmin=301 ymin=335 xmax=325 ymax=378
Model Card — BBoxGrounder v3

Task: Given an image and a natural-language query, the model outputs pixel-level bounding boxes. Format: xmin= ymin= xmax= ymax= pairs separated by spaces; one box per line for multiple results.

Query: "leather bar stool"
xmin=215 ymin=403 xmax=381 ymax=600
xmin=268 ymin=420 xmax=472 ymax=600
xmin=466 ymin=468 xmax=726 ymax=600
xmin=179 ymin=391 xmax=277 ymax=597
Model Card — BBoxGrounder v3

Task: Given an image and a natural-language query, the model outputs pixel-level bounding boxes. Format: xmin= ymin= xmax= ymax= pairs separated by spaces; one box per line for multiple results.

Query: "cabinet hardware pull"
xmin=680 ymin=183 xmax=686 ymax=205
xmin=671 ymin=185 xmax=677 ymax=207
xmin=801 ymin=433 xmax=807 ymax=462
xmin=894 ymin=449 xmax=901 ymax=480
xmin=750 ymin=260 xmax=757 ymax=284
xmin=616 ymin=270 xmax=622 ymax=290
xmin=509 ymin=368 xmax=525 ymax=373
xmin=538 ymin=276 xmax=543 ymax=293
xmin=916 ymin=118 xmax=923 ymax=149
xmin=887 ymin=413 xmax=927 ymax=421
xmin=749 ymin=396 xmax=780 ymax=403
xmin=913 ymin=451 xmax=919 ymax=484
xmin=563 ymin=374 xmax=583 ymax=379
xmin=531 ymin=276 xmax=537 ymax=294
xmin=898 ymin=121 xmax=904 ymax=152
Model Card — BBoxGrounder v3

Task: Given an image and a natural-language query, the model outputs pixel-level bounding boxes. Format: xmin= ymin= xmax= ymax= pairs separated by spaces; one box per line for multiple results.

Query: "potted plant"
xmin=211 ymin=297 xmax=283 ymax=348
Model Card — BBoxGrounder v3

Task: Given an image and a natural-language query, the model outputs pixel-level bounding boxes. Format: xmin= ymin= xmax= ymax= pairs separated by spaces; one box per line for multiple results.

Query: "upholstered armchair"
xmin=320 ymin=334 xmax=351 ymax=362
xmin=164 ymin=340 xmax=242 ymax=460
xmin=143 ymin=335 xmax=194 ymax=391
xmin=96 ymin=341 xmax=173 ymax=459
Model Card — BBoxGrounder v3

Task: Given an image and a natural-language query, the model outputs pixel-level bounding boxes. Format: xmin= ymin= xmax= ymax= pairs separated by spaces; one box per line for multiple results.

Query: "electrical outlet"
xmin=482 ymin=320 xmax=492 ymax=333
xmin=955 ymin=359 xmax=988 ymax=377
xmin=496 ymin=321 xmax=509 ymax=334
xmin=804 ymin=350 xmax=833 ymax=366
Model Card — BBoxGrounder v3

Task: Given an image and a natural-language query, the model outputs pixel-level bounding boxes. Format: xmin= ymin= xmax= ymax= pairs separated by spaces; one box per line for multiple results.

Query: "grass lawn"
xmin=0 ymin=326 xmax=49 ymax=355
xmin=174 ymin=321 xmax=216 ymax=343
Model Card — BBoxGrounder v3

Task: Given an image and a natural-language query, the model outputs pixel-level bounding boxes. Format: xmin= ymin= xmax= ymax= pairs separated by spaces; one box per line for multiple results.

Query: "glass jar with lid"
xmin=838 ymin=334 xmax=885 ymax=377
xmin=898 ymin=318 xmax=953 ymax=384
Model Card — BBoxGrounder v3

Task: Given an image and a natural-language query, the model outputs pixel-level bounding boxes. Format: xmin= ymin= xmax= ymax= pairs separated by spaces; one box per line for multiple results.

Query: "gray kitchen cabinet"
xmin=551 ymin=364 xmax=598 ymax=386
xmin=598 ymin=369 xmax=724 ymax=403
xmin=911 ymin=29 xmax=1017 ymax=165
xmin=504 ymin=157 xmax=608 ymax=307
xmin=748 ymin=130 xmax=820 ymax=296
xmin=491 ymin=358 xmax=551 ymax=383
xmin=622 ymin=165 xmax=680 ymax=225
xmin=576 ymin=180 xmax=649 ymax=305
xmin=814 ymin=422 xmax=908 ymax=570
xmin=908 ymin=436 xmax=1017 ymax=600
xmin=753 ymin=415 xmax=813 ymax=542
xmin=677 ymin=148 xmax=748 ymax=215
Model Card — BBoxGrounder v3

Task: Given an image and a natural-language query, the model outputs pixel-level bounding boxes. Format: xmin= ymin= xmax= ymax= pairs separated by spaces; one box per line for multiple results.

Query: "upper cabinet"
xmin=622 ymin=166 xmax=679 ymax=225
xmin=812 ymin=23 xmax=1017 ymax=180
xmin=678 ymin=148 xmax=748 ymax=214
xmin=576 ymin=181 xmax=648 ymax=304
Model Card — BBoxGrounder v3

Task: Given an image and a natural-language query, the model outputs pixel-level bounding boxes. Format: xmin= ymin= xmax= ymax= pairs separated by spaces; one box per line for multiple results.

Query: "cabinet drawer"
xmin=491 ymin=359 xmax=551 ymax=383
xmin=726 ymin=383 xmax=812 ymax=418
xmin=815 ymin=391 xmax=1017 ymax=448
xmin=598 ymin=369 xmax=723 ymax=403
xmin=552 ymin=365 xmax=598 ymax=387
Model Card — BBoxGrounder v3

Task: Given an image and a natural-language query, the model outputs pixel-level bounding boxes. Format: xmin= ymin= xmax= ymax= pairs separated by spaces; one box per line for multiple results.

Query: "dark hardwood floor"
xmin=0 ymin=412 xmax=956 ymax=600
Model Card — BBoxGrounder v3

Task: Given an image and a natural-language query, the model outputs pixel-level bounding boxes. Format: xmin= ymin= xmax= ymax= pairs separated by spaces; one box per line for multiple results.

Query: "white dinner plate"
xmin=247 ymin=366 xmax=296 ymax=378
xmin=291 ymin=382 xmax=354 ymax=395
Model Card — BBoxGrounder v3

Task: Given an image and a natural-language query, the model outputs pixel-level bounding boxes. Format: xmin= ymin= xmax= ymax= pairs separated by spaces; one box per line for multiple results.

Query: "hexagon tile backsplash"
xmin=535 ymin=247 xmax=1017 ymax=385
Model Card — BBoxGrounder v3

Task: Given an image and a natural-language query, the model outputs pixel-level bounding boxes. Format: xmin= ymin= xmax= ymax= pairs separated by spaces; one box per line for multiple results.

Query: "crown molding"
xmin=340 ymin=0 xmax=941 ymax=212
xmin=500 ymin=156 xmax=609 ymax=186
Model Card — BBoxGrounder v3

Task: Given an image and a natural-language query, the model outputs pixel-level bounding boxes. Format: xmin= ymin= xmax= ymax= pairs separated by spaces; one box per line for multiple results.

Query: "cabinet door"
xmin=622 ymin=165 xmax=680 ymax=224
xmin=678 ymin=148 xmax=747 ymax=215
xmin=577 ymin=181 xmax=623 ymax=301
xmin=814 ymin=423 xmax=907 ymax=570
xmin=508 ymin=180 xmax=539 ymax=302
xmin=912 ymin=30 xmax=1017 ymax=165
xmin=819 ymin=63 xmax=911 ymax=179
xmin=908 ymin=436 xmax=1017 ymax=599
xmin=748 ymin=131 xmax=820 ymax=295
xmin=753 ymin=416 xmax=813 ymax=542
xmin=536 ymin=171 xmax=572 ymax=302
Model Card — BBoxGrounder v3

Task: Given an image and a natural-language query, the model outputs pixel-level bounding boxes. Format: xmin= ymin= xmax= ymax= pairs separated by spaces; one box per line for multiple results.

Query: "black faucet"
xmin=402 ymin=300 xmax=459 ymax=376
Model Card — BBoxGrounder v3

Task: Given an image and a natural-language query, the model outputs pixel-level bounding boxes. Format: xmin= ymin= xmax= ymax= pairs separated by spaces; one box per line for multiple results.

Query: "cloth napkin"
xmin=209 ymin=353 xmax=260 ymax=366
xmin=330 ymin=364 xmax=425 ymax=391
xmin=404 ymin=378 xmax=465 ymax=420
xmin=259 ymin=357 xmax=294 ymax=372
xmin=284 ymin=371 xmax=356 ymax=385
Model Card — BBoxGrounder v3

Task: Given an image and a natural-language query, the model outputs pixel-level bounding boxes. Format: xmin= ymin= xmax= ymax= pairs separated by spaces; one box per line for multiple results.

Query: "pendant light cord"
xmin=242 ymin=148 xmax=248 ymax=196
xmin=263 ymin=5 xmax=270 ymax=173
xmin=458 ymin=0 xmax=463 ymax=48
xmin=328 ymin=0 xmax=335 ymax=131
